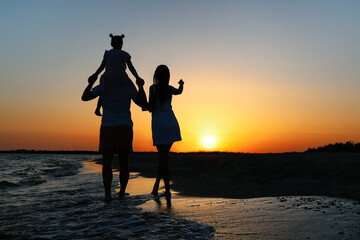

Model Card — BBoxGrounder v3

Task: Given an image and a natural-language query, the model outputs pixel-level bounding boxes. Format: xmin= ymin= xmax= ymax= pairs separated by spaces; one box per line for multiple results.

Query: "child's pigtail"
xmin=109 ymin=34 xmax=114 ymax=38
xmin=120 ymin=34 xmax=125 ymax=38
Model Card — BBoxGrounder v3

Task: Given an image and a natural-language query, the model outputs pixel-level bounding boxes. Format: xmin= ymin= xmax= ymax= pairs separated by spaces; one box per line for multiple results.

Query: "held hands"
xmin=178 ymin=79 xmax=184 ymax=85
xmin=136 ymin=77 xmax=145 ymax=87
xmin=135 ymin=77 xmax=147 ymax=111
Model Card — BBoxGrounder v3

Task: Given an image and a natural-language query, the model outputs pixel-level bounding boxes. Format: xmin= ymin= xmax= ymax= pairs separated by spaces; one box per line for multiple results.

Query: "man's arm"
xmin=81 ymin=76 xmax=97 ymax=101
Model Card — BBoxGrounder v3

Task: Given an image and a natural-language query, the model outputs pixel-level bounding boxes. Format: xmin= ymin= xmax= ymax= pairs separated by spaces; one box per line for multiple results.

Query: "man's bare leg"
xmin=102 ymin=154 xmax=113 ymax=202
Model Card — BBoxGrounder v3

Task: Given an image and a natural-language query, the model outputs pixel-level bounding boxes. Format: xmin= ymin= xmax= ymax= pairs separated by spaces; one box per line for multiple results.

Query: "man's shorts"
xmin=99 ymin=125 xmax=133 ymax=154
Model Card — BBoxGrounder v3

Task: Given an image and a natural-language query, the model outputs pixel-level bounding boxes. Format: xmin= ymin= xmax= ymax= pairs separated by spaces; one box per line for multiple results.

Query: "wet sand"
xmin=122 ymin=173 xmax=360 ymax=240
xmin=95 ymin=152 xmax=360 ymax=239
xmin=124 ymin=152 xmax=360 ymax=200
xmin=140 ymin=191 xmax=360 ymax=239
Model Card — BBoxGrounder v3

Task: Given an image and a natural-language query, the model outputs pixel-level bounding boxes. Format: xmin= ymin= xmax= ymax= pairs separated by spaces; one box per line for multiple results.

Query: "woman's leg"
xmin=155 ymin=144 xmax=172 ymax=194
xmin=151 ymin=162 xmax=162 ymax=195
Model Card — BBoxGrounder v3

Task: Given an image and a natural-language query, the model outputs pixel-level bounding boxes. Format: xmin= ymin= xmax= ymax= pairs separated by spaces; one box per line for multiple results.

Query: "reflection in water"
xmin=153 ymin=194 xmax=173 ymax=213
xmin=80 ymin=160 xmax=103 ymax=174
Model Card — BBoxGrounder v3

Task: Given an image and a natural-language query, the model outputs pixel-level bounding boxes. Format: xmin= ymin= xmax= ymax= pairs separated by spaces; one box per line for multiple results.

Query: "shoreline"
xmin=91 ymin=153 xmax=360 ymax=239
xmin=95 ymin=152 xmax=360 ymax=200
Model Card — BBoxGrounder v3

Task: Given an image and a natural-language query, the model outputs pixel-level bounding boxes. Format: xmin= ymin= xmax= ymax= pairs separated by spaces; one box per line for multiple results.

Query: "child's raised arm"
xmin=172 ymin=79 xmax=184 ymax=95
xmin=126 ymin=59 xmax=141 ymax=81
xmin=93 ymin=58 xmax=106 ymax=77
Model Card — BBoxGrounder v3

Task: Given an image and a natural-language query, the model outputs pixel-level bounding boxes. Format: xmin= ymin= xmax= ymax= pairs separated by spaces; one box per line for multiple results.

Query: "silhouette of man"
xmin=82 ymin=75 xmax=147 ymax=202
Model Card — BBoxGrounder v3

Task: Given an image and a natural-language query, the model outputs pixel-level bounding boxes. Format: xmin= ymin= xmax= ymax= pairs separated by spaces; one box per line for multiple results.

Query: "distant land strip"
xmin=0 ymin=149 xmax=100 ymax=154
xmin=306 ymin=141 xmax=360 ymax=153
xmin=1 ymin=141 xmax=360 ymax=154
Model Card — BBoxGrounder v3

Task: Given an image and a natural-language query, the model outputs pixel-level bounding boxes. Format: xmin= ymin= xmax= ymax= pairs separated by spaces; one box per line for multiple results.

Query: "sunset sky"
xmin=1 ymin=0 xmax=360 ymax=153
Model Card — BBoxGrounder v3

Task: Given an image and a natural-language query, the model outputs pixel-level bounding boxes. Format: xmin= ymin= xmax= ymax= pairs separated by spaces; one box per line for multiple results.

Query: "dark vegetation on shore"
xmin=306 ymin=141 xmax=360 ymax=153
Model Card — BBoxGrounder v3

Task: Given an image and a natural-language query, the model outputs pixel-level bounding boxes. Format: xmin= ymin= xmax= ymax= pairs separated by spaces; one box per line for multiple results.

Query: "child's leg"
xmin=95 ymin=97 xmax=103 ymax=116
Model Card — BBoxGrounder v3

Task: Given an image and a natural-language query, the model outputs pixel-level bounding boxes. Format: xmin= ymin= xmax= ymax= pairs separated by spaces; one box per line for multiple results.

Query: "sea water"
xmin=0 ymin=154 xmax=215 ymax=239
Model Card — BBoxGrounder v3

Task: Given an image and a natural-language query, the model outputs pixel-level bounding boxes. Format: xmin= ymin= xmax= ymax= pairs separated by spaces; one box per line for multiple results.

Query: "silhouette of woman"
xmin=148 ymin=65 xmax=184 ymax=199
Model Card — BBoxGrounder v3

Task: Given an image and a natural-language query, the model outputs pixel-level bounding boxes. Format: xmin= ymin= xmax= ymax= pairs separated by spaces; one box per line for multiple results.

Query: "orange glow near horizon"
xmin=1 ymin=72 xmax=360 ymax=153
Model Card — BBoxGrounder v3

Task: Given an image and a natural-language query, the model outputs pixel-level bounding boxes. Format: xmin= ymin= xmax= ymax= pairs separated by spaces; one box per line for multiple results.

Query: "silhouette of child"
xmin=89 ymin=34 xmax=143 ymax=116
xmin=148 ymin=65 xmax=184 ymax=201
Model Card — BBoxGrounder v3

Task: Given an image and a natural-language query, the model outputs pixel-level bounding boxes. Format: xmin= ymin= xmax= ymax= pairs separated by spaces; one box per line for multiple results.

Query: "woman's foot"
xmin=159 ymin=191 xmax=171 ymax=198
xmin=119 ymin=192 xmax=129 ymax=198
xmin=151 ymin=185 xmax=159 ymax=196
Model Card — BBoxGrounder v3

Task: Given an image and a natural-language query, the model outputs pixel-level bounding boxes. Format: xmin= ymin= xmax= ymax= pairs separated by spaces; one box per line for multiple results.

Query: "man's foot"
xmin=94 ymin=109 xmax=102 ymax=116
xmin=104 ymin=194 xmax=112 ymax=203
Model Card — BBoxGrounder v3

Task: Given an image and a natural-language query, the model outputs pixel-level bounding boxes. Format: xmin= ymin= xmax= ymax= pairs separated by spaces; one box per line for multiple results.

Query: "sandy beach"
xmin=110 ymin=152 xmax=360 ymax=200
xmin=101 ymin=152 xmax=360 ymax=239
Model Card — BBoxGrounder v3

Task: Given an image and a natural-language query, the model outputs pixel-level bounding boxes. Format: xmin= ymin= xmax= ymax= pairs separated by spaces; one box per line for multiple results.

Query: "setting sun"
xmin=201 ymin=135 xmax=216 ymax=150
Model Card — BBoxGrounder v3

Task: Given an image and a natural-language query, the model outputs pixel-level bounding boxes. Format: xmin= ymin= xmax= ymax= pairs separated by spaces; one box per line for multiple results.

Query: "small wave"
xmin=19 ymin=176 xmax=46 ymax=185
xmin=43 ymin=167 xmax=80 ymax=177
xmin=24 ymin=196 xmax=216 ymax=239
xmin=14 ymin=167 xmax=40 ymax=177
xmin=42 ymin=160 xmax=82 ymax=178
xmin=15 ymin=167 xmax=47 ymax=186
xmin=0 ymin=180 xmax=19 ymax=189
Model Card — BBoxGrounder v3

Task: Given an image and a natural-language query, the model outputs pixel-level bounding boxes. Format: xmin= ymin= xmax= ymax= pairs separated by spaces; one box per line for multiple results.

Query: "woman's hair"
xmin=109 ymin=34 xmax=124 ymax=49
xmin=153 ymin=65 xmax=171 ymax=103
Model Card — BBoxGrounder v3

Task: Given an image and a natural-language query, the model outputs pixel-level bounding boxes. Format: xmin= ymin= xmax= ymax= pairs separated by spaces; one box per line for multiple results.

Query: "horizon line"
xmin=0 ymin=149 xmax=304 ymax=154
